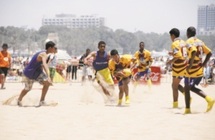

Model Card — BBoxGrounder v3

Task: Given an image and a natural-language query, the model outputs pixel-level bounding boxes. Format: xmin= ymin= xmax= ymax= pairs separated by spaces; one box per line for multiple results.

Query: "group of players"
xmin=166 ymin=26 xmax=214 ymax=114
xmin=14 ymin=26 xmax=214 ymax=114
xmin=83 ymin=40 xmax=153 ymax=106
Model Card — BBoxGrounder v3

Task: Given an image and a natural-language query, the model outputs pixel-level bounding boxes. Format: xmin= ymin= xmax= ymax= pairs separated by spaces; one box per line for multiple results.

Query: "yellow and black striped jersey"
xmin=171 ymin=38 xmax=187 ymax=77
xmin=185 ymin=37 xmax=211 ymax=77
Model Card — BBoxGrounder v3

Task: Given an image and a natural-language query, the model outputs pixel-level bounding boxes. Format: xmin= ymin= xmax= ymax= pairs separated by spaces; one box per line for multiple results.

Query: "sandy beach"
xmin=0 ymin=79 xmax=215 ymax=140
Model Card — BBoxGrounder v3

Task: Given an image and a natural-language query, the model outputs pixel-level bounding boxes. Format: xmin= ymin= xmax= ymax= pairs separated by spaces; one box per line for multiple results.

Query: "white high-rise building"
xmin=42 ymin=14 xmax=105 ymax=28
xmin=197 ymin=4 xmax=215 ymax=35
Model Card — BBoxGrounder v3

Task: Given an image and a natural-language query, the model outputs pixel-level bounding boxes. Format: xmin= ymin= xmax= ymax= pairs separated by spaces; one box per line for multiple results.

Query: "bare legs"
xmin=17 ymin=81 xmax=50 ymax=106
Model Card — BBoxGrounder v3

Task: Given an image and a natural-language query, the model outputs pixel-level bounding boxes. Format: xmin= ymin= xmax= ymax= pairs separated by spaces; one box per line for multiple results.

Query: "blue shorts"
xmin=118 ymin=76 xmax=131 ymax=86
xmin=184 ymin=77 xmax=202 ymax=87
xmin=136 ymin=69 xmax=150 ymax=77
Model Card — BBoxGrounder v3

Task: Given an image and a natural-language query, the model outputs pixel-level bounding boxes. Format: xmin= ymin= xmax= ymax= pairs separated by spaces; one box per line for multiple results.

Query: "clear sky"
xmin=0 ymin=0 xmax=214 ymax=33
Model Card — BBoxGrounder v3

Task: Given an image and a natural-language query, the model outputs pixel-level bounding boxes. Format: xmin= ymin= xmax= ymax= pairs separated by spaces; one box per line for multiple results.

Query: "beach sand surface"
xmin=0 ymin=80 xmax=215 ymax=140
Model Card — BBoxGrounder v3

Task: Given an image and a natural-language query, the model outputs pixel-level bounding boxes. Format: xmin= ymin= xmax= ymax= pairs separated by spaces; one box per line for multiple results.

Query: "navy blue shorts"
xmin=136 ymin=69 xmax=150 ymax=77
xmin=184 ymin=77 xmax=202 ymax=87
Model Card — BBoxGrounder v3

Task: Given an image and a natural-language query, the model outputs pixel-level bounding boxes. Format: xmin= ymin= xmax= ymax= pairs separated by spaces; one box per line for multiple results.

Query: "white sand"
xmin=0 ymin=79 xmax=215 ymax=140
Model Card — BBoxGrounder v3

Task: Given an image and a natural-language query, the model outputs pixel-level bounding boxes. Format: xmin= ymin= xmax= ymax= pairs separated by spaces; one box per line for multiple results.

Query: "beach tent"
xmin=56 ymin=49 xmax=71 ymax=61
xmin=151 ymin=50 xmax=169 ymax=58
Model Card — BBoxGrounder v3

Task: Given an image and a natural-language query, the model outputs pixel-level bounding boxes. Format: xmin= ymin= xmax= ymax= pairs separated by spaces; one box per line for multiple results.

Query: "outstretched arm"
xmin=84 ymin=51 xmax=96 ymax=64
xmin=202 ymin=52 xmax=212 ymax=67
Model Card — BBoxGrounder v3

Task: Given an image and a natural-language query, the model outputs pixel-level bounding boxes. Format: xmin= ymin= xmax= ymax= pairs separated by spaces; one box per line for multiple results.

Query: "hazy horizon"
xmin=0 ymin=0 xmax=214 ymax=33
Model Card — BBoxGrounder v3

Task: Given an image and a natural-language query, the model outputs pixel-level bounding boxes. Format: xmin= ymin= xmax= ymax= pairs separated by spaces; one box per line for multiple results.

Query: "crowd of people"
xmin=0 ymin=26 xmax=215 ymax=114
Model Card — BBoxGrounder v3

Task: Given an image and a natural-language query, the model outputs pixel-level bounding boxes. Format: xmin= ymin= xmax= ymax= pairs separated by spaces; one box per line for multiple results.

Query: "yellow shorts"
xmin=97 ymin=68 xmax=114 ymax=85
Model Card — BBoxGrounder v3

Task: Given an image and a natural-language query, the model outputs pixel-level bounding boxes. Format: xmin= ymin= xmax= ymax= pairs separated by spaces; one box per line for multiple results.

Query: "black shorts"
xmin=66 ymin=65 xmax=72 ymax=73
xmin=0 ymin=67 xmax=9 ymax=76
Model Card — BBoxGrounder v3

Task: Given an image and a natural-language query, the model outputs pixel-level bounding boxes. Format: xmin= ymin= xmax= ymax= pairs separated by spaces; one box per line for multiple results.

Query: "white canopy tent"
xmin=56 ymin=49 xmax=71 ymax=61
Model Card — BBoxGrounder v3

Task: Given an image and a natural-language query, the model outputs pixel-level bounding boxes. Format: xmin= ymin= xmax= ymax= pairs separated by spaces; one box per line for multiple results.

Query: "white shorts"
xmin=23 ymin=72 xmax=48 ymax=90
xmin=82 ymin=66 xmax=93 ymax=76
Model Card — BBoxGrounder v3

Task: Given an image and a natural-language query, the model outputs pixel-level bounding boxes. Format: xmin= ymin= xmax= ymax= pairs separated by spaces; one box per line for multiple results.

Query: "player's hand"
xmin=199 ymin=63 xmax=206 ymax=68
xmin=137 ymin=65 xmax=143 ymax=69
xmin=168 ymin=51 xmax=173 ymax=56
xmin=115 ymin=71 xmax=125 ymax=77
xmin=166 ymin=60 xmax=172 ymax=65
xmin=47 ymin=77 xmax=53 ymax=85
xmin=186 ymin=65 xmax=192 ymax=72
xmin=83 ymin=59 xmax=88 ymax=65
xmin=140 ymin=62 xmax=147 ymax=67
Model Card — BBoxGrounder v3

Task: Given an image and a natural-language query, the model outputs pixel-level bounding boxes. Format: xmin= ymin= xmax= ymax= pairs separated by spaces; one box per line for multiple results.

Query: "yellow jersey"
xmin=171 ymin=38 xmax=187 ymax=77
xmin=134 ymin=49 xmax=153 ymax=72
xmin=109 ymin=54 xmax=132 ymax=79
xmin=185 ymin=37 xmax=211 ymax=77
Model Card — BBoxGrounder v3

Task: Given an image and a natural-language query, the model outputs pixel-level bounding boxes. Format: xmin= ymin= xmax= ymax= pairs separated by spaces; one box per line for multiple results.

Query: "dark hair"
xmin=98 ymin=41 xmax=106 ymax=47
xmin=110 ymin=49 xmax=118 ymax=56
xmin=86 ymin=48 xmax=90 ymax=51
xmin=2 ymin=43 xmax=8 ymax=48
xmin=187 ymin=26 xmax=196 ymax=38
xmin=169 ymin=28 xmax=180 ymax=37
xmin=139 ymin=42 xmax=144 ymax=46
xmin=45 ymin=41 xmax=55 ymax=50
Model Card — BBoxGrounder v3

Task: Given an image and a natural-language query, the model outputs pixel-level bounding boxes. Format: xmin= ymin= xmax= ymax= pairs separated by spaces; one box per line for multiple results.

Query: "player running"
xmin=109 ymin=49 xmax=133 ymax=106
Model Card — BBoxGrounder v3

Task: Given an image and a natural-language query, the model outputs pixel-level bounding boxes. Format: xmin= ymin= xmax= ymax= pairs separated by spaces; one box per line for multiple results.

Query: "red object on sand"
xmin=113 ymin=66 xmax=161 ymax=85
xmin=132 ymin=66 xmax=161 ymax=85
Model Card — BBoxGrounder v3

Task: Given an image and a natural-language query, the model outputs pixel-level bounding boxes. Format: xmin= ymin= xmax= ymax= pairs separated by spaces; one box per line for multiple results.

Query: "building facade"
xmin=197 ymin=4 xmax=215 ymax=35
xmin=42 ymin=14 xmax=105 ymax=29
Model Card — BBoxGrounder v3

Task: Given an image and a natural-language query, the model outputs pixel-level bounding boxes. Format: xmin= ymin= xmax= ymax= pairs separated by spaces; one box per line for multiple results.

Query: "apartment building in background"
xmin=42 ymin=14 xmax=105 ymax=29
xmin=197 ymin=4 xmax=215 ymax=35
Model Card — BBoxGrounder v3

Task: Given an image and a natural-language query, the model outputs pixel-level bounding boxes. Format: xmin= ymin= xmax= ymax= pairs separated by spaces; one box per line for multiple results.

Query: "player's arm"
xmin=108 ymin=60 xmax=115 ymax=76
xmin=148 ymin=53 xmax=153 ymax=67
xmin=107 ymin=53 xmax=111 ymax=61
xmin=46 ymin=53 xmax=54 ymax=65
xmin=109 ymin=60 xmax=124 ymax=78
xmin=130 ymin=57 xmax=137 ymax=70
xmin=133 ymin=54 xmax=143 ymax=68
xmin=136 ymin=60 xmax=143 ymax=69
xmin=79 ymin=55 xmax=85 ymax=64
xmin=203 ymin=52 xmax=212 ymax=67
xmin=108 ymin=59 xmax=118 ymax=77
xmin=8 ymin=54 xmax=12 ymax=68
xmin=166 ymin=44 xmax=180 ymax=65
xmin=187 ymin=50 xmax=196 ymax=71
xmin=143 ymin=52 xmax=152 ymax=69
xmin=84 ymin=51 xmax=96 ymax=64
xmin=201 ymin=44 xmax=212 ymax=67
xmin=39 ymin=53 xmax=51 ymax=80
xmin=132 ymin=52 xmax=140 ymax=68
xmin=122 ymin=56 xmax=132 ymax=69
xmin=166 ymin=57 xmax=179 ymax=65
